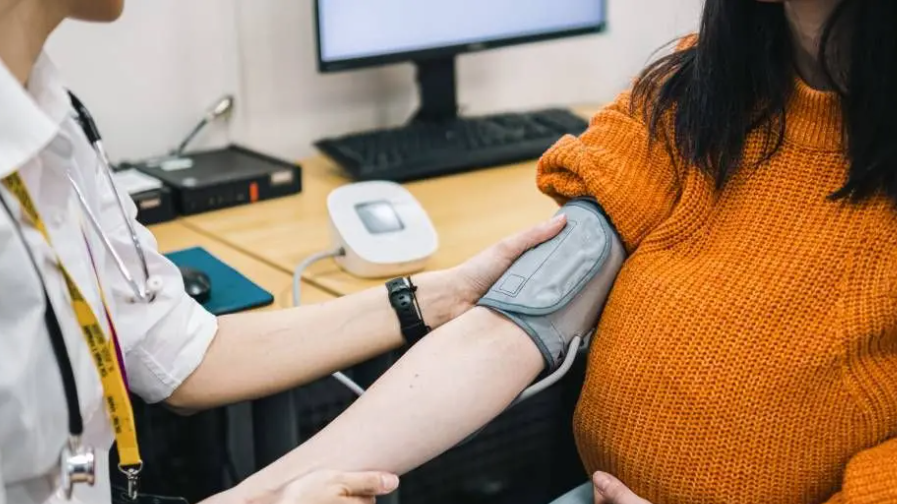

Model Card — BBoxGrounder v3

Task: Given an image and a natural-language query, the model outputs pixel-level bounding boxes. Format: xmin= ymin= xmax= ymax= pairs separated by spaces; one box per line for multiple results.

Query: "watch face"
xmin=387 ymin=278 xmax=409 ymax=295
xmin=355 ymin=201 xmax=405 ymax=235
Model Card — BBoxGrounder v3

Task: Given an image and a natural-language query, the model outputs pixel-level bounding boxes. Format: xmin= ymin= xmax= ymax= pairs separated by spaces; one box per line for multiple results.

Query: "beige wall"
xmin=47 ymin=0 xmax=703 ymax=162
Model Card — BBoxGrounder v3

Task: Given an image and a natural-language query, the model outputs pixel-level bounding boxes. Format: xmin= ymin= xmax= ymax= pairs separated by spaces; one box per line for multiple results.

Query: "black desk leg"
xmin=252 ymin=390 xmax=300 ymax=469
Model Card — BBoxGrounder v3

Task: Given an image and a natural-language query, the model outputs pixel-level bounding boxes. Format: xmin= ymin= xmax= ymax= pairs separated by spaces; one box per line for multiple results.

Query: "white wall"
xmin=46 ymin=0 xmax=703 ymax=163
xmin=46 ymin=0 xmax=241 ymax=162
xmin=236 ymin=0 xmax=703 ymax=160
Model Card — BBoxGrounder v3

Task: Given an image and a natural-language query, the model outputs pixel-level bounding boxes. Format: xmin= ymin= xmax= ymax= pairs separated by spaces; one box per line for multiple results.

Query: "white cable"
xmin=293 ymin=248 xmax=368 ymax=397
xmin=511 ymin=336 xmax=582 ymax=406
xmin=292 ymin=248 xmax=344 ymax=307
xmin=332 ymin=371 xmax=366 ymax=396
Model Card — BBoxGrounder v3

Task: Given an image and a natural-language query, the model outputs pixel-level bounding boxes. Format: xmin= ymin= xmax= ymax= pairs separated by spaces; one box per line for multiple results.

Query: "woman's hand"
xmin=247 ymin=470 xmax=399 ymax=504
xmin=592 ymin=472 xmax=652 ymax=504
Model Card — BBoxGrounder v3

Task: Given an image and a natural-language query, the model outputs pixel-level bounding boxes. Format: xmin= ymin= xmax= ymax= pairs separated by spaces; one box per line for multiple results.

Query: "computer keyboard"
xmin=315 ymin=108 xmax=589 ymax=182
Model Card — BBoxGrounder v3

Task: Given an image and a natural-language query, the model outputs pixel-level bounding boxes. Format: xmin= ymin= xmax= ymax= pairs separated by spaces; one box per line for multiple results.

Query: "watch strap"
xmin=386 ymin=277 xmax=430 ymax=345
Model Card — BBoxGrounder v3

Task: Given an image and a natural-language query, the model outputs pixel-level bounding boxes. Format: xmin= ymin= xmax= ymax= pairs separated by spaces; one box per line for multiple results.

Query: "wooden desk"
xmin=150 ymin=221 xmax=335 ymax=307
xmin=182 ymin=105 xmax=600 ymax=297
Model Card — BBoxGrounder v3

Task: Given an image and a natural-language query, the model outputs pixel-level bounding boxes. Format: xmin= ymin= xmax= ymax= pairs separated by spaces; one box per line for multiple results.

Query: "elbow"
xmin=163 ymin=383 xmax=205 ymax=416
xmin=164 ymin=401 xmax=200 ymax=417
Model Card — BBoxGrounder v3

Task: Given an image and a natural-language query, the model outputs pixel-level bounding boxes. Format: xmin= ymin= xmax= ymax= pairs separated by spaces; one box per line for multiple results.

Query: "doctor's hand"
xmin=446 ymin=214 xmax=567 ymax=316
xmin=247 ymin=470 xmax=400 ymax=504
xmin=592 ymin=472 xmax=652 ymax=504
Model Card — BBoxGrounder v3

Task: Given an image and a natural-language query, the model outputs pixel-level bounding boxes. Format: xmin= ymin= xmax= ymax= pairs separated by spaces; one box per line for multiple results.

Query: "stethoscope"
xmin=67 ymin=91 xmax=161 ymax=304
xmin=66 ymin=91 xmax=234 ymax=304
xmin=0 ymin=92 xmax=158 ymax=500
xmin=63 ymin=92 xmax=159 ymax=497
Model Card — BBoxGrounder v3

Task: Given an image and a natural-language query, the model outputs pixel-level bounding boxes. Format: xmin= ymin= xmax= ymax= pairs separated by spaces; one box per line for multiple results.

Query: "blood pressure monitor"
xmin=327 ymin=181 xmax=438 ymax=278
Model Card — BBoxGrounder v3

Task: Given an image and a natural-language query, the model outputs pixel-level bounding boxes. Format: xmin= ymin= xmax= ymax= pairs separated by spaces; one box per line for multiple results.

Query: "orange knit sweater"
xmin=537 ymin=78 xmax=897 ymax=504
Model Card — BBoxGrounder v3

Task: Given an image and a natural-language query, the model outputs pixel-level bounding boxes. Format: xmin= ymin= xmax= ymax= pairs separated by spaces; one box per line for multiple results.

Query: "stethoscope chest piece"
xmin=59 ymin=437 xmax=96 ymax=500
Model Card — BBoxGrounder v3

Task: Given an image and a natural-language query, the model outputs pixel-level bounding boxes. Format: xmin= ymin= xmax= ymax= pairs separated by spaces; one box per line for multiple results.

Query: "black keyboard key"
xmin=315 ymin=108 xmax=589 ymax=182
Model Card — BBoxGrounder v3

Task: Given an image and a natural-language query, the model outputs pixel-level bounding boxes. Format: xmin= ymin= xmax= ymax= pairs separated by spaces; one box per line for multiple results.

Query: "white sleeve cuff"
xmin=127 ymin=299 xmax=218 ymax=404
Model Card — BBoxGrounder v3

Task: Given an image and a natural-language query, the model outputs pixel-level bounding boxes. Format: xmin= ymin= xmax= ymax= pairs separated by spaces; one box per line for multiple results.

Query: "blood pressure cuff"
xmin=477 ymin=198 xmax=625 ymax=371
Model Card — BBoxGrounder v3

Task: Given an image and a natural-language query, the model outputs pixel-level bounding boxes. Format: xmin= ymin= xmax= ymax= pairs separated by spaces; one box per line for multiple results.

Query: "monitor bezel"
xmin=313 ymin=1 xmax=607 ymax=73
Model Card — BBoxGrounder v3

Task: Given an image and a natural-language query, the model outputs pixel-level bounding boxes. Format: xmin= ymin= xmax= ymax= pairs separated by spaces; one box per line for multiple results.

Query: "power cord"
xmin=292 ymin=248 xmax=345 ymax=310
xmin=292 ymin=247 xmax=367 ymax=396
xmin=512 ymin=336 xmax=583 ymax=406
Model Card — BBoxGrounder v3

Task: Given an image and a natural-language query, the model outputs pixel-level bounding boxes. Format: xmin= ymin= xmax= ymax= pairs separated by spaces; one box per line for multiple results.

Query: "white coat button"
xmin=147 ymin=275 xmax=164 ymax=294
xmin=51 ymin=212 xmax=66 ymax=227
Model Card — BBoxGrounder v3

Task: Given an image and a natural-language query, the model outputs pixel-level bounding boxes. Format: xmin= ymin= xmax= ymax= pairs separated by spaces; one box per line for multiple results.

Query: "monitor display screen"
xmin=317 ymin=0 xmax=605 ymax=68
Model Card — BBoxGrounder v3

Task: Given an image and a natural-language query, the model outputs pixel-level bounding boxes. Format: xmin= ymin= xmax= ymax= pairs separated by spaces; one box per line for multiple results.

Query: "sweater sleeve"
xmin=536 ymin=90 xmax=682 ymax=252
xmin=822 ymin=439 xmax=897 ymax=504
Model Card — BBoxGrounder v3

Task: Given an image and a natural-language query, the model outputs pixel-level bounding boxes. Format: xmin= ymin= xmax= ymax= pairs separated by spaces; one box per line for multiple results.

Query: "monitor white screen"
xmin=318 ymin=0 xmax=605 ymax=64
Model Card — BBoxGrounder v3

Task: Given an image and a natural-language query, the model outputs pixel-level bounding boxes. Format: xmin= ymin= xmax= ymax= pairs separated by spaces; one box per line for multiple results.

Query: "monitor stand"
xmin=411 ymin=56 xmax=458 ymax=123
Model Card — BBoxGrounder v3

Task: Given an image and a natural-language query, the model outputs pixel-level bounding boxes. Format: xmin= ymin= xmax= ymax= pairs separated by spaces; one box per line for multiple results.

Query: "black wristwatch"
xmin=386 ymin=277 xmax=431 ymax=346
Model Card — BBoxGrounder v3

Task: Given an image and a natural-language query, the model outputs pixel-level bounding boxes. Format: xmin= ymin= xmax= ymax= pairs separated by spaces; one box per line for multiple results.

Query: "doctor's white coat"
xmin=0 ymin=54 xmax=217 ymax=504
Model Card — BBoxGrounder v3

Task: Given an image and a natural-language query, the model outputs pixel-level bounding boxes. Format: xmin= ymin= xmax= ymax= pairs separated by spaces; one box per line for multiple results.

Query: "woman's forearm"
xmin=167 ymin=270 xmax=463 ymax=410
xmin=233 ymin=306 xmax=544 ymax=497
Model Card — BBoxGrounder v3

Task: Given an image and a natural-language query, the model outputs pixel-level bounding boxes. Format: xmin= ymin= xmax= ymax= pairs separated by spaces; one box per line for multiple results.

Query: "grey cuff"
xmin=477 ymin=198 xmax=625 ymax=370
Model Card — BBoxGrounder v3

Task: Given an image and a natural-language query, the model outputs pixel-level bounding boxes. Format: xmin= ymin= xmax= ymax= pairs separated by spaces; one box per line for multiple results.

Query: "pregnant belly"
xmin=569 ymin=265 xmax=855 ymax=504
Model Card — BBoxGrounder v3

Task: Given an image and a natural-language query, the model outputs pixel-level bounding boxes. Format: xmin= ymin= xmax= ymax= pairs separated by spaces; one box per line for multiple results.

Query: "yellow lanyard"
xmin=1 ymin=172 xmax=143 ymax=470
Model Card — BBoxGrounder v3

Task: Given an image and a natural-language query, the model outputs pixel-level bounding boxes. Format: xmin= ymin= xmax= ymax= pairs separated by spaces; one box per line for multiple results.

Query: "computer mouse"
xmin=180 ymin=267 xmax=212 ymax=303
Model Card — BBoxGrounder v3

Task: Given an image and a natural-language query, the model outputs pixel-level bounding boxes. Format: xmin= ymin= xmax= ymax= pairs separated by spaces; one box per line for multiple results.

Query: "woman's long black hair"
xmin=632 ymin=0 xmax=897 ymax=204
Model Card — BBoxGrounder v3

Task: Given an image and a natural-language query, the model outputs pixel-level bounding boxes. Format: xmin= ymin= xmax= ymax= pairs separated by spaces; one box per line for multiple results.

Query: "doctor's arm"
xmin=163 ymin=215 xmax=565 ymax=411
xmin=94 ymin=164 xmax=562 ymax=412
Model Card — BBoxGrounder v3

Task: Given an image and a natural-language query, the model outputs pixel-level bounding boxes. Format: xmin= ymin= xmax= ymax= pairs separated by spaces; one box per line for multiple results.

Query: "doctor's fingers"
xmin=494 ymin=214 xmax=567 ymax=261
xmin=335 ymin=471 xmax=400 ymax=497
xmin=274 ymin=470 xmax=398 ymax=504
xmin=338 ymin=498 xmax=375 ymax=504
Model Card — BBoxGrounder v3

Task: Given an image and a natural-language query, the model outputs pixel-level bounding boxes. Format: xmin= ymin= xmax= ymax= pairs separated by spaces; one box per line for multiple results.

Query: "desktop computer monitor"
xmin=314 ymin=0 xmax=606 ymax=122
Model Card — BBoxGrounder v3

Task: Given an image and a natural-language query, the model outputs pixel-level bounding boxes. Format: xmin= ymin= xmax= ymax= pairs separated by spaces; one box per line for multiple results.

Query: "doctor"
xmin=0 ymin=0 xmax=567 ymax=503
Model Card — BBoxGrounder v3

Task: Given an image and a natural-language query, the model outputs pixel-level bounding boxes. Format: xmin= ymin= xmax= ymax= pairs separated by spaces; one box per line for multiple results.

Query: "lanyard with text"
xmin=1 ymin=172 xmax=144 ymax=499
